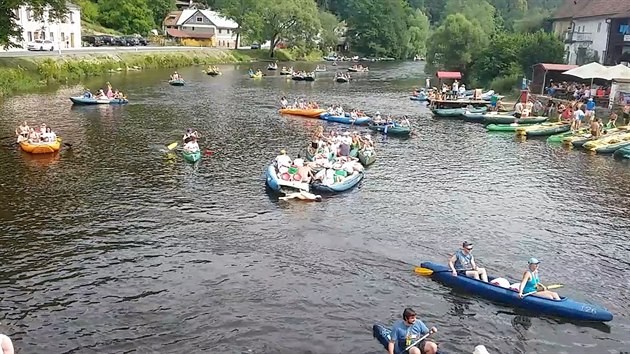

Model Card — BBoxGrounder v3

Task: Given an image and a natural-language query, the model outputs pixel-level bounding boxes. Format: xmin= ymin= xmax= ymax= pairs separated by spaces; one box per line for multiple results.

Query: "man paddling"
xmin=388 ymin=308 xmax=438 ymax=354
xmin=448 ymin=241 xmax=488 ymax=282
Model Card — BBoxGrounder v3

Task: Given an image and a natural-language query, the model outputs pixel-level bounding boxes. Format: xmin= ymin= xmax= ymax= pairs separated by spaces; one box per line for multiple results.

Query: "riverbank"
xmin=0 ymin=48 xmax=321 ymax=97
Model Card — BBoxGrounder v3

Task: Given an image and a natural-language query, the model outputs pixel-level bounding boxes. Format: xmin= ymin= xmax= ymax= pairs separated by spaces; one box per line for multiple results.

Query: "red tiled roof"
xmin=553 ymin=0 xmax=630 ymax=20
xmin=163 ymin=11 xmax=182 ymax=27
xmin=166 ymin=28 xmax=214 ymax=39
xmin=535 ymin=63 xmax=579 ymax=72
xmin=436 ymin=71 xmax=462 ymax=79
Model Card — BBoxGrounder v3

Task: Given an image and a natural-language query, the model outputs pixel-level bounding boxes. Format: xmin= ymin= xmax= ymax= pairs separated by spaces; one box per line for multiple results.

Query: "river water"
xmin=0 ymin=61 xmax=629 ymax=354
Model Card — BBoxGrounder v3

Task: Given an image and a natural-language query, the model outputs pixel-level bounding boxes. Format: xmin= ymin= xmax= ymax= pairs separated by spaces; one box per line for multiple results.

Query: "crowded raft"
xmin=70 ymin=81 xmax=128 ymax=105
xmin=15 ymin=121 xmax=61 ymax=154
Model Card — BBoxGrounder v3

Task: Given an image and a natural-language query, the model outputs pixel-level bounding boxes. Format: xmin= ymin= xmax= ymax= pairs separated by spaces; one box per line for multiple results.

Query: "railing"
xmin=563 ymin=31 xmax=593 ymax=42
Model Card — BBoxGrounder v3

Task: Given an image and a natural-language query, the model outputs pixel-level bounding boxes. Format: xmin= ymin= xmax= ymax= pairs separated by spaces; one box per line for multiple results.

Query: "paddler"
xmin=448 ymin=241 xmax=488 ymax=282
xmin=518 ymin=258 xmax=560 ymax=300
xmin=388 ymin=308 xmax=438 ymax=354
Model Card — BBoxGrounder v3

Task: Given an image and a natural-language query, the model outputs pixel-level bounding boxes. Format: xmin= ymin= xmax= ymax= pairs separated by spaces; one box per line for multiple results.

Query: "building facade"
xmin=552 ymin=0 xmax=630 ymax=65
xmin=163 ymin=8 xmax=239 ymax=48
xmin=5 ymin=3 xmax=82 ymax=51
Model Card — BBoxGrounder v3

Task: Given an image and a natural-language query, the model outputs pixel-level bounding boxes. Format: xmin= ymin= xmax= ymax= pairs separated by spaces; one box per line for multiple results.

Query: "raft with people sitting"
xmin=169 ymin=79 xmax=185 ymax=86
xmin=310 ymin=170 xmax=364 ymax=193
xmin=265 ymin=163 xmax=310 ymax=193
xmin=70 ymin=97 xmax=128 ymax=105
xmin=418 ymin=262 xmax=613 ymax=322
xmin=368 ymin=123 xmax=411 ymax=136
xmin=19 ymin=137 xmax=62 ymax=154
xmin=319 ymin=112 xmax=371 ymax=125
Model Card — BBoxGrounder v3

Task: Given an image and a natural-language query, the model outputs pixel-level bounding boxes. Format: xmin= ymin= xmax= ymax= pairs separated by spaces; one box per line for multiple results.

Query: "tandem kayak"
xmin=319 ymin=113 xmax=371 ymax=125
xmin=433 ymin=107 xmax=487 ymax=118
xmin=279 ymin=108 xmax=326 ymax=118
xmin=368 ymin=124 xmax=411 ymax=136
xmin=265 ymin=164 xmax=310 ymax=193
xmin=70 ymin=97 xmax=129 ymax=105
xmin=583 ymin=132 xmax=630 ymax=153
xmin=311 ymin=170 xmax=363 ymax=193
xmin=483 ymin=115 xmax=547 ymax=125
xmin=516 ymin=122 xmax=571 ymax=137
xmin=181 ymin=149 xmax=201 ymax=163
xmin=19 ymin=137 xmax=62 ymax=154
xmin=614 ymin=145 xmax=630 ymax=159
xmin=358 ymin=149 xmax=376 ymax=166
xmin=420 ymin=262 xmax=613 ymax=322
xmin=169 ymin=79 xmax=186 ymax=86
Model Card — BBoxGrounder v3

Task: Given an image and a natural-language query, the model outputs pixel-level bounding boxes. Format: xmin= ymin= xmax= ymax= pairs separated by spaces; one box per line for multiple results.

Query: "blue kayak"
xmin=373 ymin=324 xmax=445 ymax=354
xmin=70 ymin=97 xmax=128 ymax=105
xmin=319 ymin=113 xmax=371 ymax=125
xmin=265 ymin=164 xmax=309 ymax=193
xmin=410 ymin=95 xmax=429 ymax=102
xmin=420 ymin=262 xmax=613 ymax=322
xmin=311 ymin=170 xmax=363 ymax=193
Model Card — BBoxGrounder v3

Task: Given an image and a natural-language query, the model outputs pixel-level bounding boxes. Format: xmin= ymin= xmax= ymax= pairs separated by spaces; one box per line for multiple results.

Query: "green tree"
xmin=443 ymin=0 xmax=497 ymax=35
xmin=406 ymin=8 xmax=430 ymax=57
xmin=512 ymin=8 xmax=551 ymax=33
xmin=470 ymin=32 xmax=522 ymax=85
xmin=147 ymin=0 xmax=175 ymax=28
xmin=257 ymin=0 xmax=321 ymax=57
xmin=74 ymin=0 xmax=99 ymax=23
xmin=426 ymin=13 xmax=486 ymax=74
xmin=345 ymin=0 xmax=412 ymax=59
xmin=98 ymin=0 xmax=155 ymax=34
xmin=0 ymin=0 xmax=68 ymax=48
xmin=318 ymin=10 xmax=341 ymax=52
xmin=516 ymin=30 xmax=564 ymax=74
xmin=488 ymin=0 xmax=526 ymax=29
xmin=216 ymin=0 xmax=262 ymax=48
xmin=422 ymin=0 xmax=446 ymax=24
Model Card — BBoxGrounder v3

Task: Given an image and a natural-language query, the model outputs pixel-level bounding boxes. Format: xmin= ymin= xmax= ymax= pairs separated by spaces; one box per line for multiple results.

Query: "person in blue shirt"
xmin=585 ymin=98 xmax=596 ymax=122
xmin=83 ymin=89 xmax=93 ymax=98
xmin=517 ymin=258 xmax=560 ymax=300
xmin=388 ymin=308 xmax=438 ymax=354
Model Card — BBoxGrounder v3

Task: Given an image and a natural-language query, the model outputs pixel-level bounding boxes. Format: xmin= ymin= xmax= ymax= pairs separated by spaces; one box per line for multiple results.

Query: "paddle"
xmin=167 ymin=142 xmax=178 ymax=150
xmin=522 ymin=284 xmax=563 ymax=298
xmin=404 ymin=331 xmax=432 ymax=352
xmin=414 ymin=267 xmax=461 ymax=276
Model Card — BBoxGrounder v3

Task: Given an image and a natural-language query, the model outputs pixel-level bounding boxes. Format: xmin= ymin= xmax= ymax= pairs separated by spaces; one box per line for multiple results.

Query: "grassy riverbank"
xmin=0 ymin=48 xmax=322 ymax=97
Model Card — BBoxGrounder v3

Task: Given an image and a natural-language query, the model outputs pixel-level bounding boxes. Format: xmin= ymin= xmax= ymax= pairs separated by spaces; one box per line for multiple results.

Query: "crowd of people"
xmin=170 ymin=72 xmax=183 ymax=81
xmin=546 ymin=81 xmax=610 ymax=101
xmin=83 ymin=82 xmax=126 ymax=100
xmin=280 ymin=97 xmax=320 ymax=110
xmin=324 ymin=105 xmax=368 ymax=119
xmin=15 ymin=121 xmax=57 ymax=144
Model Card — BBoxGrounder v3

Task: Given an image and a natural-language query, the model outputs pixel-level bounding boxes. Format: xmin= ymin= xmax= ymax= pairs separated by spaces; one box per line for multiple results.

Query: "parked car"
xmin=27 ymin=39 xmax=54 ymax=51
xmin=82 ymin=35 xmax=104 ymax=47
xmin=112 ymin=37 xmax=127 ymax=46
xmin=251 ymin=42 xmax=260 ymax=49
xmin=100 ymin=35 xmax=115 ymax=46
xmin=137 ymin=37 xmax=148 ymax=46
xmin=123 ymin=36 xmax=140 ymax=46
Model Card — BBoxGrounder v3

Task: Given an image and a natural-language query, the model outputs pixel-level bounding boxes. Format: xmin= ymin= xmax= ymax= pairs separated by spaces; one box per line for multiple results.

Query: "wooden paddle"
xmin=522 ymin=284 xmax=563 ymax=298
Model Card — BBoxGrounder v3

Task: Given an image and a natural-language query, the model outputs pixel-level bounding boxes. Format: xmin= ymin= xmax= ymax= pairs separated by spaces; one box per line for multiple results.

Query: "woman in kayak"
xmin=388 ymin=308 xmax=437 ymax=354
xmin=448 ymin=241 xmax=488 ymax=282
xmin=517 ymin=258 xmax=560 ymax=300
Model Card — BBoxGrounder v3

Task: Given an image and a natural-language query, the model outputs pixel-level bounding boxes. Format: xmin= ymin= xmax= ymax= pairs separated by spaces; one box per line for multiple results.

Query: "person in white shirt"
xmin=572 ymin=106 xmax=585 ymax=131
xmin=183 ymin=138 xmax=199 ymax=153
xmin=452 ymin=80 xmax=459 ymax=97
xmin=275 ymin=149 xmax=292 ymax=167
xmin=458 ymin=85 xmax=466 ymax=97
xmin=293 ymin=154 xmax=305 ymax=167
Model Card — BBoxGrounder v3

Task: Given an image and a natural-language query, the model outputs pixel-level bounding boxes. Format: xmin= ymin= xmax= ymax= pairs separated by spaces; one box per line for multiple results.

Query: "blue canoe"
xmin=319 ymin=113 xmax=371 ymax=125
xmin=265 ymin=164 xmax=310 ymax=193
xmin=310 ymin=171 xmax=363 ymax=193
xmin=410 ymin=95 xmax=429 ymax=102
xmin=70 ymin=97 xmax=129 ymax=105
xmin=420 ymin=262 xmax=613 ymax=322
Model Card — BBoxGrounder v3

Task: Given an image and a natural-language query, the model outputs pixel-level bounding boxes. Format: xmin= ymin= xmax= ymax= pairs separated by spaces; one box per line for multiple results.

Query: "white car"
xmin=27 ymin=39 xmax=54 ymax=51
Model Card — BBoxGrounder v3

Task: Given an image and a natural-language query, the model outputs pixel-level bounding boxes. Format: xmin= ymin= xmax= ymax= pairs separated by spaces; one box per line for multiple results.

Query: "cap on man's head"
xmin=280 ymin=149 xmax=286 ymax=154
xmin=463 ymin=241 xmax=473 ymax=249
xmin=528 ymin=257 xmax=540 ymax=265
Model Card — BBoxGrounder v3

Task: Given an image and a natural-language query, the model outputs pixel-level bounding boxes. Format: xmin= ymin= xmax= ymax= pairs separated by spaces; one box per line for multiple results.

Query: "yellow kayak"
xmin=583 ymin=132 xmax=630 ymax=153
xmin=19 ymin=137 xmax=62 ymax=154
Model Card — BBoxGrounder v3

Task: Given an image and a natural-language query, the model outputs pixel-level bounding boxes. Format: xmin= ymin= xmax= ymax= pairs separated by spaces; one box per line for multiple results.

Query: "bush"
xmin=489 ymin=74 xmax=520 ymax=96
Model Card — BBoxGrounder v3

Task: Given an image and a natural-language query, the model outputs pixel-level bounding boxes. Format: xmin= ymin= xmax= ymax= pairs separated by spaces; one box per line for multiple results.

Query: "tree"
xmin=406 ymin=8 xmax=430 ymax=57
xmin=216 ymin=0 xmax=263 ymax=49
xmin=488 ymin=0 xmax=526 ymax=30
xmin=517 ymin=30 xmax=564 ymax=74
xmin=422 ymin=0 xmax=446 ymax=24
xmin=257 ymin=0 xmax=321 ymax=57
xmin=74 ymin=0 xmax=99 ymax=23
xmin=0 ymin=0 xmax=68 ymax=48
xmin=470 ymin=32 xmax=522 ymax=85
xmin=98 ymin=0 xmax=155 ymax=34
xmin=426 ymin=13 xmax=485 ymax=74
xmin=512 ymin=8 xmax=551 ymax=33
xmin=147 ymin=0 xmax=175 ymax=29
xmin=443 ymin=0 xmax=497 ymax=36
xmin=345 ymin=0 xmax=412 ymax=59
xmin=318 ymin=10 xmax=341 ymax=53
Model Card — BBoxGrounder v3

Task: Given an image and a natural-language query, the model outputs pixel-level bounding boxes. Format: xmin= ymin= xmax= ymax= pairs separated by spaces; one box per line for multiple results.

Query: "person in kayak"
xmin=183 ymin=129 xmax=199 ymax=144
xmin=517 ymin=258 xmax=560 ymax=300
xmin=183 ymin=137 xmax=200 ymax=153
xmin=448 ymin=241 xmax=488 ymax=282
xmin=388 ymin=308 xmax=438 ymax=354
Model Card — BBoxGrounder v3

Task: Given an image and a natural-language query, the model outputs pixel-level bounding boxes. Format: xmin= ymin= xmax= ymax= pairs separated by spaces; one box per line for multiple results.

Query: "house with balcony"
xmin=3 ymin=3 xmax=81 ymax=51
xmin=163 ymin=8 xmax=239 ymax=48
xmin=552 ymin=0 xmax=630 ymax=65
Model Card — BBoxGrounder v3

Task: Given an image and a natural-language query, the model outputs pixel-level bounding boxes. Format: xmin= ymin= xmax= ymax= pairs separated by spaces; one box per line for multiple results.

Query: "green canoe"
xmin=516 ymin=122 xmax=571 ymax=137
xmin=182 ymin=150 xmax=201 ymax=163
xmin=486 ymin=124 xmax=535 ymax=132
xmin=547 ymin=128 xmax=589 ymax=143
xmin=358 ymin=149 xmax=376 ymax=166
xmin=483 ymin=115 xmax=547 ymax=125
xmin=433 ymin=106 xmax=487 ymax=118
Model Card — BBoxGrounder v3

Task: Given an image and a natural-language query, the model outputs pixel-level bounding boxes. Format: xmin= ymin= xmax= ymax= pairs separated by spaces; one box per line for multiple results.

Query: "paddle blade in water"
xmin=414 ymin=267 xmax=433 ymax=276
xmin=167 ymin=142 xmax=178 ymax=150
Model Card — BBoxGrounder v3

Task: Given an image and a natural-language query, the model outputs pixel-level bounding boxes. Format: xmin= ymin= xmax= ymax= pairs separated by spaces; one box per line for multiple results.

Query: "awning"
xmin=605 ymin=64 xmax=630 ymax=81
xmin=166 ymin=28 xmax=214 ymax=39
xmin=562 ymin=62 xmax=610 ymax=79
xmin=436 ymin=71 xmax=462 ymax=79
xmin=536 ymin=63 xmax=578 ymax=72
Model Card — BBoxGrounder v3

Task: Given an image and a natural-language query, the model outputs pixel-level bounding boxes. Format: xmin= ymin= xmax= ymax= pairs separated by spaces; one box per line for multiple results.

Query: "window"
xmin=27 ymin=8 xmax=32 ymax=20
xmin=69 ymin=12 xmax=74 ymax=23
xmin=196 ymin=17 xmax=203 ymax=22
xmin=597 ymin=22 xmax=601 ymax=32
xmin=14 ymin=9 xmax=20 ymax=19
xmin=219 ymin=29 xmax=222 ymax=34
xmin=27 ymin=31 xmax=32 ymax=42
xmin=50 ymin=32 xmax=54 ymax=41
xmin=225 ymin=29 xmax=230 ymax=34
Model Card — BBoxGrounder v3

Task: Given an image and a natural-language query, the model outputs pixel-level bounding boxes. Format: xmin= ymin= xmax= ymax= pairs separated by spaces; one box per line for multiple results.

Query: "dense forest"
xmin=2 ymin=0 xmax=568 ymax=88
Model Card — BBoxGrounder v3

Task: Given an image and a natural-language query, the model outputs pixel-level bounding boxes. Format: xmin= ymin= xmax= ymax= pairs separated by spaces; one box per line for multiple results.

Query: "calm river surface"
xmin=0 ymin=61 xmax=629 ymax=354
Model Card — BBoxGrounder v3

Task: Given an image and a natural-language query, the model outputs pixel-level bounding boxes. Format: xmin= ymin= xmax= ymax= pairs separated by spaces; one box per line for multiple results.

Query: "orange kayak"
xmin=19 ymin=137 xmax=62 ymax=154
xmin=279 ymin=108 xmax=326 ymax=118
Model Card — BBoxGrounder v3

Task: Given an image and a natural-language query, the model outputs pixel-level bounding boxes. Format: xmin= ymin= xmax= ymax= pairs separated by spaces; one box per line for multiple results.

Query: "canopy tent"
xmin=605 ymin=64 xmax=630 ymax=81
xmin=436 ymin=71 xmax=462 ymax=80
xmin=531 ymin=63 xmax=578 ymax=95
xmin=562 ymin=62 xmax=610 ymax=80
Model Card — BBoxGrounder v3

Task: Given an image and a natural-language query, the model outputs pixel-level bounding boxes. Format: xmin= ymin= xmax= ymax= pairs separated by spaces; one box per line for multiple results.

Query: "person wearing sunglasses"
xmin=448 ymin=241 xmax=488 ymax=282
xmin=517 ymin=258 xmax=560 ymax=300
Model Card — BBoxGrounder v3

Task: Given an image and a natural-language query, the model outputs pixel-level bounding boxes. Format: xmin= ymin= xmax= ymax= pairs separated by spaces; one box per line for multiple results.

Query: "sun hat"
xmin=528 ymin=257 xmax=540 ymax=264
